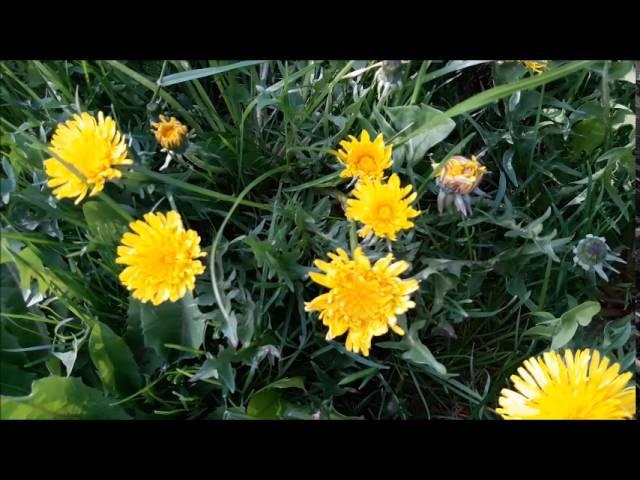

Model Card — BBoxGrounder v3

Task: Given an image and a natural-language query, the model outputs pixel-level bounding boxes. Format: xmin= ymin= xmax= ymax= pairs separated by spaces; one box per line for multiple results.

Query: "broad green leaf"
xmin=551 ymin=301 xmax=601 ymax=350
xmin=13 ymin=246 xmax=50 ymax=293
xmin=524 ymin=324 xmax=557 ymax=338
xmin=190 ymin=358 xmax=220 ymax=382
xmin=129 ymin=292 xmax=206 ymax=362
xmin=89 ymin=321 xmax=142 ymax=397
xmin=246 ymin=376 xmax=306 ymax=419
xmin=550 ymin=318 xmax=579 ymax=350
xmin=571 ymin=118 xmax=607 ymax=155
xmin=0 ymin=376 xmax=130 ymax=420
xmin=606 ymin=61 xmax=635 ymax=83
xmin=385 ymin=105 xmax=456 ymax=165
xmin=0 ymin=364 xmax=36 ymax=396
xmin=561 ymin=301 xmax=601 ymax=327
xmin=247 ymin=389 xmax=283 ymax=419
xmin=401 ymin=321 xmax=447 ymax=375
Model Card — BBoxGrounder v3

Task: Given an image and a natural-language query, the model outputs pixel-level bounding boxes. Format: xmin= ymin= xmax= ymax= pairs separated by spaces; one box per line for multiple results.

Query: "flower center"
xmin=333 ymin=271 xmax=391 ymax=327
xmin=578 ymin=238 xmax=607 ymax=265
xmin=159 ymin=124 xmax=177 ymax=138
xmin=377 ymin=205 xmax=393 ymax=219
xmin=358 ymin=155 xmax=375 ymax=172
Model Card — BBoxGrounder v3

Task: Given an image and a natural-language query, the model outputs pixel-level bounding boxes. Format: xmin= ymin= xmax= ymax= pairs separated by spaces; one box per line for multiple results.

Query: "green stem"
xmin=149 ymin=60 xmax=168 ymax=104
xmin=463 ymin=224 xmax=473 ymax=260
xmin=537 ymin=255 xmax=553 ymax=311
xmin=410 ymin=60 xmax=431 ymax=105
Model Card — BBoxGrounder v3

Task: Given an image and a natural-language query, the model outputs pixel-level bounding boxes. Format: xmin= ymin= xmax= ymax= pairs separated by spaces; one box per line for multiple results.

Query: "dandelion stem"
xmin=537 ymin=255 xmax=553 ymax=311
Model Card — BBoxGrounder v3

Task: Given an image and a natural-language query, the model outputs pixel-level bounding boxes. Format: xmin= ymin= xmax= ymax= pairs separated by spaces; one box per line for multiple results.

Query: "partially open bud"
xmin=435 ymin=155 xmax=488 ymax=217
xmin=573 ymin=234 xmax=626 ymax=282
xmin=439 ymin=155 xmax=487 ymax=194
xmin=151 ymin=115 xmax=189 ymax=153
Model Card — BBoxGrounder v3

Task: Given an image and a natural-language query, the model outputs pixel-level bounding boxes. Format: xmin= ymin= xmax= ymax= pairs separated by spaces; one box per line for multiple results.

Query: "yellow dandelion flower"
xmin=346 ymin=173 xmax=420 ymax=241
xmin=305 ymin=247 xmax=419 ymax=356
xmin=44 ymin=112 xmax=133 ymax=204
xmin=497 ymin=349 xmax=636 ymax=420
xmin=519 ymin=60 xmax=549 ymax=74
xmin=151 ymin=115 xmax=189 ymax=150
xmin=335 ymin=130 xmax=393 ymax=180
xmin=116 ymin=211 xmax=206 ymax=306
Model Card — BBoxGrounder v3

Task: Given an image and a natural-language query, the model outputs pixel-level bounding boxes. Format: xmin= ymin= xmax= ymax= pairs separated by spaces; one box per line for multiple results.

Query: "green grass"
xmin=0 ymin=60 xmax=636 ymax=419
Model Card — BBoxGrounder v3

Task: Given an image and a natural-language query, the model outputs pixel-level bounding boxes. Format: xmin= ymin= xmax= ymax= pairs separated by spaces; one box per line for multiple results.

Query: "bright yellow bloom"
xmin=497 ymin=349 xmax=636 ymax=420
xmin=305 ymin=247 xmax=419 ymax=356
xmin=151 ymin=115 xmax=188 ymax=150
xmin=439 ymin=155 xmax=487 ymax=195
xmin=519 ymin=60 xmax=548 ymax=74
xmin=44 ymin=112 xmax=133 ymax=204
xmin=116 ymin=211 xmax=206 ymax=306
xmin=335 ymin=130 xmax=393 ymax=180
xmin=346 ymin=173 xmax=420 ymax=241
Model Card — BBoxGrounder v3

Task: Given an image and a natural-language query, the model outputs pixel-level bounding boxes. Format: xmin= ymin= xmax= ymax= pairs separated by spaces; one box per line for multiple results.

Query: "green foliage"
xmin=0 ymin=60 xmax=635 ymax=420
xmin=0 ymin=376 xmax=130 ymax=419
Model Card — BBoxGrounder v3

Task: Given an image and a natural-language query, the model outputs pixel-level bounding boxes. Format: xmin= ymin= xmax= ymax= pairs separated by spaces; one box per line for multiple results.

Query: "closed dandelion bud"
xmin=573 ymin=234 xmax=626 ymax=282
xmin=147 ymin=101 xmax=161 ymax=115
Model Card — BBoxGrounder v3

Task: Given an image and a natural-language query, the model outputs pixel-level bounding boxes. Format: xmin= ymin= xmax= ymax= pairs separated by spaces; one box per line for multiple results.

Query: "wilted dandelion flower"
xmin=346 ymin=173 xmax=420 ymax=241
xmin=335 ymin=130 xmax=393 ymax=181
xmin=44 ymin=112 xmax=133 ymax=204
xmin=151 ymin=115 xmax=189 ymax=151
xmin=116 ymin=211 xmax=206 ymax=306
xmin=497 ymin=349 xmax=635 ymax=420
xmin=519 ymin=60 xmax=549 ymax=73
xmin=435 ymin=155 xmax=488 ymax=217
xmin=573 ymin=234 xmax=626 ymax=281
xmin=305 ymin=247 xmax=419 ymax=356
